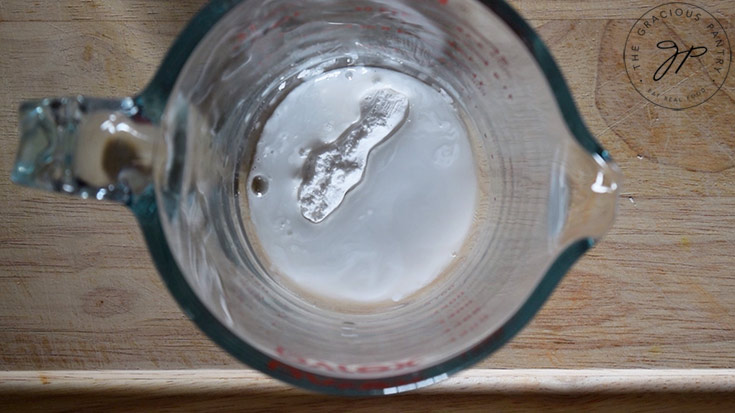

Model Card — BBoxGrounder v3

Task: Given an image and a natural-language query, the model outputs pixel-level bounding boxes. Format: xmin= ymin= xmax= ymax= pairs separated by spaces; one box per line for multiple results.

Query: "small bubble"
xmin=325 ymin=121 xmax=334 ymax=131
xmin=451 ymin=252 xmax=457 ymax=258
xmin=298 ymin=147 xmax=309 ymax=158
xmin=372 ymin=75 xmax=382 ymax=84
xmin=629 ymin=196 xmax=636 ymax=205
xmin=637 ymin=154 xmax=643 ymax=160
xmin=344 ymin=70 xmax=354 ymax=80
xmin=251 ymin=175 xmax=269 ymax=197
xmin=433 ymin=143 xmax=458 ymax=167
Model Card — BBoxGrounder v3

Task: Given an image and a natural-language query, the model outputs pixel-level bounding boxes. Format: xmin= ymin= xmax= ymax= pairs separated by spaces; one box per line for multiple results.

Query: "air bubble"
xmin=433 ymin=143 xmax=459 ymax=167
xmin=345 ymin=70 xmax=354 ymax=80
xmin=262 ymin=146 xmax=273 ymax=158
xmin=278 ymin=218 xmax=290 ymax=230
xmin=251 ymin=175 xmax=269 ymax=197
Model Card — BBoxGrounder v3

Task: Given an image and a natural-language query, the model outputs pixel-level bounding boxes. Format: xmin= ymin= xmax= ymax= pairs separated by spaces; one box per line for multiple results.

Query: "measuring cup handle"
xmin=11 ymin=96 xmax=159 ymax=204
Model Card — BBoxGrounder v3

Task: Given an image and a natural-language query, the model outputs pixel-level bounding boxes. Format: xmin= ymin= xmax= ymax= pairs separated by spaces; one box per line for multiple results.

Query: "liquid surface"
xmin=246 ymin=67 xmax=477 ymax=304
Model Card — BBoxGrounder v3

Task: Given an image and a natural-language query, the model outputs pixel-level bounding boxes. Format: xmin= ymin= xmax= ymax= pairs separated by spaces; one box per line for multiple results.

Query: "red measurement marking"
xmin=439 ymin=0 xmax=448 ymax=4
xmin=236 ymin=32 xmax=247 ymax=41
xmin=508 ymin=94 xmax=513 ymax=99
xmin=479 ymin=81 xmax=484 ymax=86
xmin=493 ymin=72 xmax=499 ymax=79
xmin=379 ymin=7 xmax=387 ymax=12
xmin=274 ymin=346 xmax=418 ymax=375
xmin=457 ymin=26 xmax=464 ymax=33
xmin=396 ymin=28 xmax=404 ymax=33
xmin=472 ymin=73 xmax=477 ymax=78
xmin=293 ymin=11 xmax=300 ymax=17
xmin=271 ymin=15 xmax=290 ymax=29
xmin=364 ymin=6 xmax=373 ymax=12
xmin=483 ymin=60 xmax=489 ymax=66
xmin=355 ymin=6 xmax=362 ymax=11
xmin=381 ymin=26 xmax=391 ymax=31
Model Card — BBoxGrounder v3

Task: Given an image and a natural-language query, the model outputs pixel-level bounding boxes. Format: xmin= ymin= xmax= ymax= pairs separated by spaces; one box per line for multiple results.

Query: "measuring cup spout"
xmin=549 ymin=142 xmax=623 ymax=248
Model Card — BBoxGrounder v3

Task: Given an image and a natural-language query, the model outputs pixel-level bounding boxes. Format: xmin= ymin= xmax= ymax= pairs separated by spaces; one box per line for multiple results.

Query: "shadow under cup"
xmin=155 ymin=0 xmax=618 ymax=394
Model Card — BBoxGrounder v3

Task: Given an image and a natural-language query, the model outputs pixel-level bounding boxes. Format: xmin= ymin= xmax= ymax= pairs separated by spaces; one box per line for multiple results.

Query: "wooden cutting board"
xmin=1 ymin=0 xmax=734 ymax=410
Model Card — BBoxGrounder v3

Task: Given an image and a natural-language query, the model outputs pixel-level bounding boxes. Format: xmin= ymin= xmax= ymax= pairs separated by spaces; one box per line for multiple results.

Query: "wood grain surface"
xmin=2 ymin=369 xmax=735 ymax=412
xmin=1 ymin=0 xmax=735 ymax=410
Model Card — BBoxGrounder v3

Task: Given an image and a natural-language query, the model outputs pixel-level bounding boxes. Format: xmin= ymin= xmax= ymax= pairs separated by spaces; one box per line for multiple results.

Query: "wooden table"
xmin=1 ymin=0 xmax=734 ymax=410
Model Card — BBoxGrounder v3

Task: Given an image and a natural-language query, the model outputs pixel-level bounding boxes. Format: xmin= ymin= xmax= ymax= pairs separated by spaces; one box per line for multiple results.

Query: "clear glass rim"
xmin=131 ymin=0 xmax=604 ymax=395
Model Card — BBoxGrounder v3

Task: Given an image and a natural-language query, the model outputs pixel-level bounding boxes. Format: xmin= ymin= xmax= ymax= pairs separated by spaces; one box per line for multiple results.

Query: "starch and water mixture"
xmin=245 ymin=67 xmax=478 ymax=305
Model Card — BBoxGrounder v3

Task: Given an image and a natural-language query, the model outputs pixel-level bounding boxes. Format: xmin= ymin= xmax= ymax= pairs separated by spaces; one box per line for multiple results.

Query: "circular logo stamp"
xmin=624 ymin=2 xmax=731 ymax=110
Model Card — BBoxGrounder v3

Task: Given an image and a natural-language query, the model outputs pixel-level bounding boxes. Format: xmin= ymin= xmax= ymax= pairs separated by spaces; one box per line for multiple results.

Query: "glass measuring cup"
xmin=11 ymin=0 xmax=621 ymax=395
